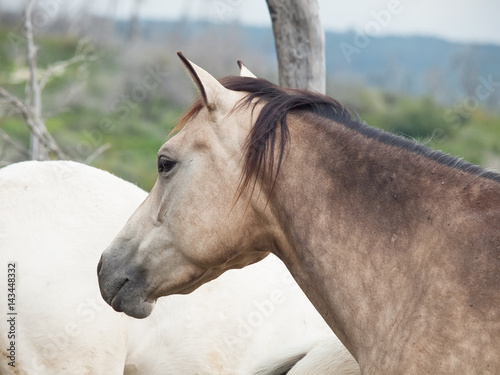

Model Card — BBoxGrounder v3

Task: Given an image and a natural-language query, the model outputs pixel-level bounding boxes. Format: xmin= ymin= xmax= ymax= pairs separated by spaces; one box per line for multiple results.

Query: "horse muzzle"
xmin=97 ymin=253 xmax=155 ymax=319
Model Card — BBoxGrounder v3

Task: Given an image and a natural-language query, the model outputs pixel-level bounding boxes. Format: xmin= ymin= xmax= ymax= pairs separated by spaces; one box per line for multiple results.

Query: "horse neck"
xmin=268 ymin=112 xmax=500 ymax=369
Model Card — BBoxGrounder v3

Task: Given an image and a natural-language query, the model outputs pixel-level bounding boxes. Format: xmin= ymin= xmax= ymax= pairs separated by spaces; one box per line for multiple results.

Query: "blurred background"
xmin=0 ymin=0 xmax=499 ymax=190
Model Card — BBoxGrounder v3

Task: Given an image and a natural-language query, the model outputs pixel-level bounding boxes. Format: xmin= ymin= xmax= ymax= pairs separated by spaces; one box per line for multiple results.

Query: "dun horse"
xmin=98 ymin=53 xmax=500 ymax=374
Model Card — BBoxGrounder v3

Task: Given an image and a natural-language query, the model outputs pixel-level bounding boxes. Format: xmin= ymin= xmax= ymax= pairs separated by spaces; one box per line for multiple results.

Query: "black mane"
xmin=178 ymin=76 xmax=500 ymax=190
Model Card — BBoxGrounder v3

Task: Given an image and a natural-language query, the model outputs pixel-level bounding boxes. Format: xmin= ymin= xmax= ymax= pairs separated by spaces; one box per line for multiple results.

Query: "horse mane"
xmin=174 ymin=76 xmax=500 ymax=194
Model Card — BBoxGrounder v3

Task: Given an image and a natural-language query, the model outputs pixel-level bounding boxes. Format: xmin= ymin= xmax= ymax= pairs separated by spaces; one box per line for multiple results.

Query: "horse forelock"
xmin=171 ymin=98 xmax=204 ymax=135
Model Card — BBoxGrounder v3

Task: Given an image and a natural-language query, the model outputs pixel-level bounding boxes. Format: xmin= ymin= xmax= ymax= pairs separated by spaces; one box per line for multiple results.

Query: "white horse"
xmin=0 ymin=161 xmax=358 ymax=374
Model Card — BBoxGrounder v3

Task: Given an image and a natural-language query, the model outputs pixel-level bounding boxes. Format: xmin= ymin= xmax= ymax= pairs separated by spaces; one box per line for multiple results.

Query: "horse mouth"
xmin=109 ymin=277 xmax=129 ymax=311
xmin=98 ymin=259 xmax=154 ymax=319
xmin=107 ymin=278 xmax=155 ymax=319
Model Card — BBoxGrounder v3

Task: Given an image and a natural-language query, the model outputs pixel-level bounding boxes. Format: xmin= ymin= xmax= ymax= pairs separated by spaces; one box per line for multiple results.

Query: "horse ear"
xmin=177 ymin=52 xmax=227 ymax=111
xmin=237 ymin=60 xmax=257 ymax=78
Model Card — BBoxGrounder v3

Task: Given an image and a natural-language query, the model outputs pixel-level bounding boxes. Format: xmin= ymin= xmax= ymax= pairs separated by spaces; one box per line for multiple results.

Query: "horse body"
xmin=272 ymin=112 xmax=500 ymax=373
xmin=98 ymin=54 xmax=500 ymax=374
xmin=0 ymin=161 xmax=137 ymax=374
xmin=0 ymin=160 xmax=356 ymax=374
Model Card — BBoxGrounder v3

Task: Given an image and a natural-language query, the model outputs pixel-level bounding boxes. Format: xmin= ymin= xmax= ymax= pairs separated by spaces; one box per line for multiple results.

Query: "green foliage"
xmin=428 ymin=110 xmax=500 ymax=166
xmin=43 ymin=105 xmax=181 ymax=190
xmin=37 ymin=35 xmax=81 ymax=66
xmin=0 ymin=31 xmax=15 ymax=75
xmin=339 ymin=87 xmax=500 ymax=170
xmin=354 ymin=92 xmax=452 ymax=139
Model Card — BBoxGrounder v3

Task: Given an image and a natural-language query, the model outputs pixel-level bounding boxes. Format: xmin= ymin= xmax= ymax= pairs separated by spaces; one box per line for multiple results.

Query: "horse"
xmin=0 ymin=160 xmax=358 ymax=374
xmin=98 ymin=53 xmax=500 ymax=374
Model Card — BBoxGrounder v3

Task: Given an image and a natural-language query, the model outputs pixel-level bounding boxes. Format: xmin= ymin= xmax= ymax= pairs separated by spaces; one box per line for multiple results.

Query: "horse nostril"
xmin=97 ymin=256 xmax=103 ymax=276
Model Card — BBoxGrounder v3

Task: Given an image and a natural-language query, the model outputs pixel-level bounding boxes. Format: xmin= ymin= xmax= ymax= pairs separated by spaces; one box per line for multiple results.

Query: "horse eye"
xmin=158 ymin=157 xmax=177 ymax=174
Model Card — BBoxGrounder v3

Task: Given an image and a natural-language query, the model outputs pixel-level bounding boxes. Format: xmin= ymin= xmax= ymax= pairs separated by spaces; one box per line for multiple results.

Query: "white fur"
xmin=287 ymin=338 xmax=360 ymax=375
xmin=0 ymin=161 xmax=358 ymax=374
xmin=253 ymin=337 xmax=360 ymax=375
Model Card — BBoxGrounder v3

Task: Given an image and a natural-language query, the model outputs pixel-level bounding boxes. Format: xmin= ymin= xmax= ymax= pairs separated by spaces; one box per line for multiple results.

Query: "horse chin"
xmin=113 ymin=296 xmax=154 ymax=318
xmin=119 ymin=299 xmax=155 ymax=319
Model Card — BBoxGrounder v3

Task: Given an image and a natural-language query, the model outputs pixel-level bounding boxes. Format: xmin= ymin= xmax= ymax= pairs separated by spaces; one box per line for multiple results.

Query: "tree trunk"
xmin=129 ymin=0 xmax=144 ymax=42
xmin=266 ymin=0 xmax=325 ymax=94
xmin=25 ymin=0 xmax=47 ymax=160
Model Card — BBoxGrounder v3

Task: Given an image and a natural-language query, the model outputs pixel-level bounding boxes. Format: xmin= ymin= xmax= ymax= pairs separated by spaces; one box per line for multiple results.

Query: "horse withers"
xmin=98 ymin=53 xmax=500 ymax=374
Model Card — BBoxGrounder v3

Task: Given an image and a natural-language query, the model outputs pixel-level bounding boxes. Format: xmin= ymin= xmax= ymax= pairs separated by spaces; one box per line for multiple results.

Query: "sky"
xmin=88 ymin=0 xmax=500 ymax=45
xmin=3 ymin=0 xmax=500 ymax=45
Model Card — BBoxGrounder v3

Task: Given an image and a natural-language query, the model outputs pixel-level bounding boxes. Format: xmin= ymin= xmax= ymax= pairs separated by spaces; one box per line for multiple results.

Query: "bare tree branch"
xmin=85 ymin=143 xmax=111 ymax=164
xmin=24 ymin=0 xmax=47 ymax=159
xmin=0 ymin=100 xmax=22 ymax=117
xmin=0 ymin=86 xmax=66 ymax=158
xmin=39 ymin=54 xmax=86 ymax=91
xmin=39 ymin=37 xmax=97 ymax=91
xmin=0 ymin=86 xmax=41 ymax=135
xmin=0 ymin=128 xmax=29 ymax=157
xmin=0 ymin=0 xmax=69 ymax=161
xmin=0 ymin=88 xmax=27 ymax=112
